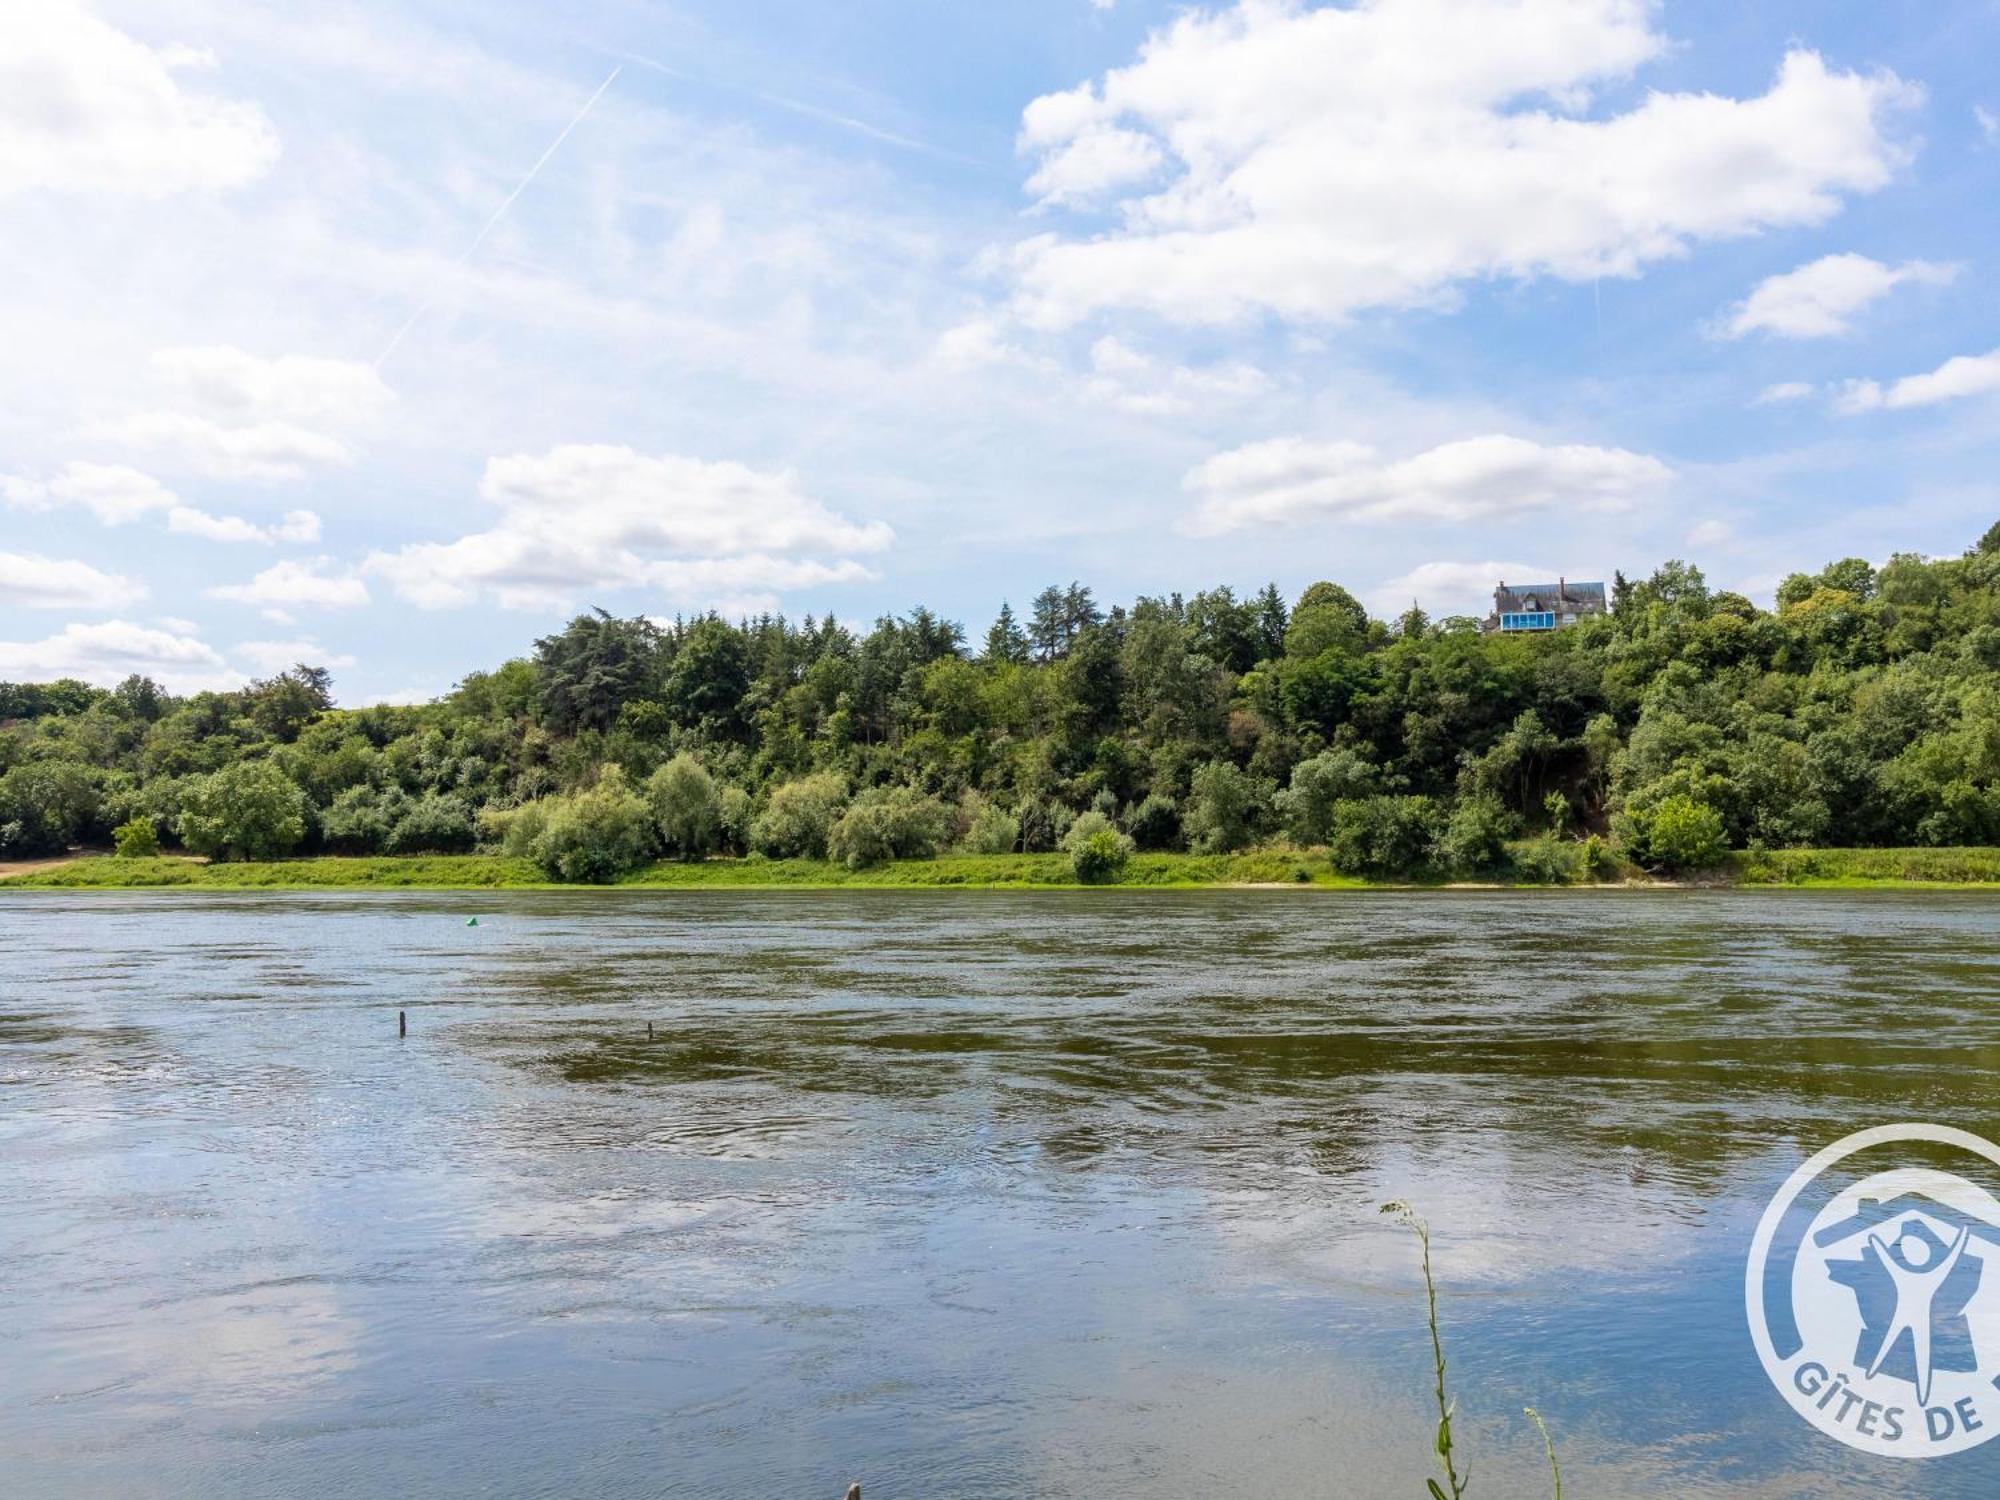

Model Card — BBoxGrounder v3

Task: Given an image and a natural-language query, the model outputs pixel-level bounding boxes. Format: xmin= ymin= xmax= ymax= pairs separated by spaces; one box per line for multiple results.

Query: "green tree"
xmin=529 ymin=768 xmax=655 ymax=882
xmin=533 ymin=611 xmax=662 ymax=735
xmin=178 ymin=760 xmax=308 ymax=861
xmin=1063 ymin=810 xmax=1134 ymax=883
xmin=1183 ymin=761 xmax=1271 ymax=853
xmin=112 ymin=817 xmax=160 ymax=858
xmin=647 ymin=754 xmax=722 ymax=860
xmin=751 ymin=773 xmax=849 ymax=858
xmin=1644 ymin=795 xmax=1729 ymax=870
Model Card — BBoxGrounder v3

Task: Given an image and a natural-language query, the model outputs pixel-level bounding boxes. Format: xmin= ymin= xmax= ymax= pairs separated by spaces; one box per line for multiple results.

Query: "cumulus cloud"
xmin=1837 ymin=348 xmax=2000 ymax=413
xmin=208 ymin=557 xmax=371 ymax=610
xmin=97 ymin=346 xmax=393 ymax=481
xmin=0 ymin=2 xmax=279 ymax=198
xmin=2 ymin=462 xmax=176 ymax=524
xmin=3 ymin=461 xmax=321 ymax=542
xmin=234 ymin=638 xmax=358 ymax=674
xmin=1722 ymin=253 xmax=1957 ymax=339
xmin=365 ymin=444 xmax=892 ymax=611
xmin=1979 ymin=106 xmax=1999 ymax=145
xmin=1083 ymin=337 xmax=1267 ymax=414
xmin=1755 ymin=381 xmax=1816 ymax=404
xmin=1008 ymin=0 xmax=1915 ymax=327
xmin=1183 ymin=432 xmax=1671 ymax=534
xmin=0 ymin=619 xmax=234 ymax=692
xmin=1368 ymin=559 xmax=1553 ymax=620
xmin=167 ymin=505 xmax=322 ymax=544
xmin=0 ymin=551 xmax=139 ymax=611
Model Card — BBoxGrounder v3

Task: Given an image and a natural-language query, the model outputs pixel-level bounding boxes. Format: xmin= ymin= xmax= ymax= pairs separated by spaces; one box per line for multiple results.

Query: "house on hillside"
xmin=1483 ymin=578 xmax=1607 ymax=634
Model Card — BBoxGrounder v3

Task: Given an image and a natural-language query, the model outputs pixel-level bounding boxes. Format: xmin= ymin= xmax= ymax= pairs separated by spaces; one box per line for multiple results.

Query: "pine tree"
xmin=985 ymin=602 xmax=1030 ymax=664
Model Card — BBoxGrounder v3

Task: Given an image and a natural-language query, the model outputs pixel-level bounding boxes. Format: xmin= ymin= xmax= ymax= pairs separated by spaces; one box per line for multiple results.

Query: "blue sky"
xmin=1 ymin=0 xmax=1996 ymax=702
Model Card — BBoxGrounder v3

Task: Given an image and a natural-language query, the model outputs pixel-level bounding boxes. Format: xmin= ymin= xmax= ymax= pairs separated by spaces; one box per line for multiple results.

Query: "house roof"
xmin=1496 ymin=580 xmax=1606 ymax=602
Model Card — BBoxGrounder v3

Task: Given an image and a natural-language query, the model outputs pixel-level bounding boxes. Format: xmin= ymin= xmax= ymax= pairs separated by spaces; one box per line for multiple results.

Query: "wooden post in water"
xmin=399 ymin=1009 xmax=407 ymax=1038
xmin=648 ymin=1022 xmax=654 ymax=1040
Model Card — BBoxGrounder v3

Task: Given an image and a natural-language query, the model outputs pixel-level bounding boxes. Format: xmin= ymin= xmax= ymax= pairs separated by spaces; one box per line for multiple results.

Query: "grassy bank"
xmin=3 ymin=850 xmax=1370 ymax=891
xmin=1730 ymin=846 xmax=2000 ymax=887
xmin=7 ymin=847 xmax=2000 ymax=891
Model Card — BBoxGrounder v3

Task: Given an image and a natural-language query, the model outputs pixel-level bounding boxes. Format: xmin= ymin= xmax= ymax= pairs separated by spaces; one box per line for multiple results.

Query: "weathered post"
xmin=399 ymin=1009 xmax=407 ymax=1038
xmin=648 ymin=1021 xmax=655 ymax=1040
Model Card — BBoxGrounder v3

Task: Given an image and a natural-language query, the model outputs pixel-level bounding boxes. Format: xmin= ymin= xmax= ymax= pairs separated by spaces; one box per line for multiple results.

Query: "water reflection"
xmin=3 ymin=890 xmax=1999 ymax=1495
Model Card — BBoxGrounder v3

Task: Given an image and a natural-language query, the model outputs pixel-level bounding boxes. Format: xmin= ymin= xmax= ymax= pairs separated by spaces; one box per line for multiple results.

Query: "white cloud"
xmin=1755 ymin=381 xmax=1816 ymax=404
xmin=150 ymin=346 xmax=393 ymax=427
xmin=98 ymin=347 xmax=393 ymax=480
xmin=0 ymin=619 xmax=234 ymax=692
xmin=2 ymin=462 xmax=176 ymax=524
xmin=0 ymin=551 xmax=139 ymax=611
xmin=1722 ymin=253 xmax=1956 ymax=339
xmin=1368 ymin=559 xmax=1551 ymax=620
xmin=208 ymin=557 xmax=371 ymax=610
xmin=1979 ymin=105 xmax=1999 ymax=145
xmin=1008 ymin=2 xmax=1915 ymax=327
xmin=365 ymin=444 xmax=892 ymax=611
xmin=167 ymin=505 xmax=322 ymax=544
xmin=932 ymin=316 xmax=1054 ymax=372
xmin=1686 ymin=518 xmax=1735 ymax=548
xmin=0 ymin=2 xmax=279 ymax=198
xmin=234 ymin=638 xmax=358 ymax=675
xmin=1183 ymin=432 xmax=1672 ymax=534
xmin=1837 ymin=348 xmax=2000 ymax=413
xmin=1083 ymin=336 xmax=1267 ymax=414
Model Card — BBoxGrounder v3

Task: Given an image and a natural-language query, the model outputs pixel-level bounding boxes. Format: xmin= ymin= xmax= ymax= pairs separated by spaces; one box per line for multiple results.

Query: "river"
xmin=3 ymin=889 xmax=1999 ymax=1496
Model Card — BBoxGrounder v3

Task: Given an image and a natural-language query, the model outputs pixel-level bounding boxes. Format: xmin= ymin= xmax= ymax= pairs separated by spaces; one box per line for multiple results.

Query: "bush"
xmin=1432 ymin=793 xmax=1512 ymax=876
xmin=1276 ymin=748 xmax=1380 ymax=845
xmin=1647 ymin=794 xmax=1729 ymax=871
xmin=178 ymin=760 xmax=308 ymax=861
xmin=112 ymin=817 xmax=160 ymax=858
xmin=1510 ymin=832 xmax=1579 ymax=884
xmin=385 ymin=793 xmax=476 ymax=854
xmin=479 ymin=800 xmax=549 ymax=859
xmin=1062 ymin=810 xmax=1133 ymax=883
xmin=959 ymin=795 xmax=1020 ymax=854
xmin=1183 ymin=762 xmax=1272 ymax=853
xmin=750 ymin=773 xmax=848 ymax=858
xmin=718 ymin=785 xmax=753 ymax=854
xmin=321 ymin=784 xmax=405 ymax=854
xmin=1125 ymin=792 xmax=1181 ymax=851
xmin=1327 ymin=795 xmax=1444 ymax=877
xmin=646 ymin=754 xmax=721 ymax=860
xmin=529 ymin=767 xmax=656 ymax=882
xmin=825 ymin=785 xmax=953 ymax=869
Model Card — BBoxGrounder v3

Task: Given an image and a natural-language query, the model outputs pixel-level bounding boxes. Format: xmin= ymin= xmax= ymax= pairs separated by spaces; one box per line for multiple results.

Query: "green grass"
xmin=10 ymin=846 xmax=2000 ymax=891
xmin=1730 ymin=846 xmax=2000 ymax=887
xmin=7 ymin=850 xmax=1368 ymax=891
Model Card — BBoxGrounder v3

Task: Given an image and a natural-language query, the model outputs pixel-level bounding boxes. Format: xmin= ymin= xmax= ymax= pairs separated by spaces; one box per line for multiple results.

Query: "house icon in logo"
xmin=1813 ymin=1193 xmax=2000 ymax=1406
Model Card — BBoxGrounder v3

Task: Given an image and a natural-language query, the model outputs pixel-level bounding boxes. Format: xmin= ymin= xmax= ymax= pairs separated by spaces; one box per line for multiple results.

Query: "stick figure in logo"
xmin=1866 ymin=1221 xmax=1972 ymax=1405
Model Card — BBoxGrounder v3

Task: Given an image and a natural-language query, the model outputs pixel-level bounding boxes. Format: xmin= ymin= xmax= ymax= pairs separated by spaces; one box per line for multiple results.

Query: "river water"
xmin=3 ymin=889 xmax=1999 ymax=1497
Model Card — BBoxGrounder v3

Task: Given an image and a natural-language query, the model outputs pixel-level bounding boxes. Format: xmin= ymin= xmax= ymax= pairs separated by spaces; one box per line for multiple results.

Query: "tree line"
xmin=5 ymin=520 xmax=2000 ymax=880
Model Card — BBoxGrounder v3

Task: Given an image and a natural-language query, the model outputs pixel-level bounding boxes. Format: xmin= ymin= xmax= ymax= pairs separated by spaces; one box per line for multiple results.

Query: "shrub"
xmin=1647 ymin=794 xmax=1729 ymax=871
xmin=1017 ymin=798 xmax=1075 ymax=853
xmin=178 ymin=760 xmax=308 ymax=861
xmin=112 ymin=817 xmax=160 ymax=858
xmin=959 ymin=795 xmax=1020 ymax=854
xmin=479 ymin=800 xmax=549 ymax=859
xmin=529 ymin=767 xmax=656 ymax=882
xmin=321 ymin=784 xmax=406 ymax=854
xmin=1062 ymin=810 xmax=1133 ymax=883
xmin=646 ymin=753 xmax=721 ymax=860
xmin=1510 ymin=832 xmax=1579 ymax=884
xmin=750 ymin=772 xmax=848 ymax=859
xmin=1327 ymin=795 xmax=1443 ymax=877
xmin=1125 ymin=792 xmax=1181 ymax=851
xmin=1276 ymin=748 xmax=1380 ymax=845
xmin=717 ymin=785 xmax=753 ymax=854
xmin=826 ymin=785 xmax=953 ymax=869
xmin=0 ymin=760 xmax=100 ymax=856
xmin=384 ymin=793 xmax=476 ymax=854
xmin=1183 ymin=762 xmax=1272 ymax=853
xmin=1432 ymin=793 xmax=1512 ymax=876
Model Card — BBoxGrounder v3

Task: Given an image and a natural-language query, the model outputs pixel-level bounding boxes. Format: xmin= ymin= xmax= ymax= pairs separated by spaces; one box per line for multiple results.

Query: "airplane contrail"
xmin=375 ymin=66 xmax=622 ymax=369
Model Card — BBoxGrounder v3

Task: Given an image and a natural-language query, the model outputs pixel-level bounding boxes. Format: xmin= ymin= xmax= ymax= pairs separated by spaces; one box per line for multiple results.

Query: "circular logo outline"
xmin=1747 ymin=1121 xmax=2000 ymax=1458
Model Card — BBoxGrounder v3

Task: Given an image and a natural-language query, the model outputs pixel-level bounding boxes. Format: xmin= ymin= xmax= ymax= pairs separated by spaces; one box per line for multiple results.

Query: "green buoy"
xmin=466 ymin=917 xmax=479 ymax=927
